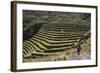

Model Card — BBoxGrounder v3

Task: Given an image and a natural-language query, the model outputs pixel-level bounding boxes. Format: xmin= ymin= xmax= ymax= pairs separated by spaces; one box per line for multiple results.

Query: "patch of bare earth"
xmin=68 ymin=52 xmax=91 ymax=60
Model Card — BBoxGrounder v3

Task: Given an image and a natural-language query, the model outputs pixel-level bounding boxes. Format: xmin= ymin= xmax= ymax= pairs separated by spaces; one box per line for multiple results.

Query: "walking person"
xmin=76 ymin=44 xmax=81 ymax=55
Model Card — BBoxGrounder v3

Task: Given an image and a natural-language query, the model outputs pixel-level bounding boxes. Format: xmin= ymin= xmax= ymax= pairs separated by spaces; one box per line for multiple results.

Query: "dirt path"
xmin=68 ymin=52 xmax=91 ymax=60
xmin=23 ymin=51 xmax=91 ymax=62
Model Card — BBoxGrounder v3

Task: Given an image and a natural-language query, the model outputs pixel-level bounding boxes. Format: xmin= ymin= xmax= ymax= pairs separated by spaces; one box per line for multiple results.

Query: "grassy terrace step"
xmin=31 ymin=37 xmax=74 ymax=47
xmin=23 ymin=44 xmax=32 ymax=54
xmin=40 ymin=29 xmax=85 ymax=34
xmin=40 ymin=28 xmax=89 ymax=32
xmin=31 ymin=52 xmax=59 ymax=55
xmin=24 ymin=47 xmax=72 ymax=58
xmin=42 ymin=26 xmax=89 ymax=29
xmin=37 ymin=32 xmax=84 ymax=38
xmin=33 ymin=35 xmax=77 ymax=43
xmin=23 ymin=41 xmax=45 ymax=57
xmin=23 ymin=42 xmax=43 ymax=55
xmin=42 ymin=25 xmax=89 ymax=28
xmin=34 ymin=34 xmax=80 ymax=41
xmin=42 ymin=24 xmax=86 ymax=28
xmin=23 ymin=53 xmax=32 ymax=58
xmin=24 ymin=51 xmax=60 ymax=58
xmin=23 ymin=41 xmax=44 ymax=52
xmin=43 ymin=47 xmax=71 ymax=53
xmin=39 ymin=29 xmax=86 ymax=34
xmin=23 ymin=43 xmax=44 ymax=57
xmin=36 ymin=33 xmax=81 ymax=38
xmin=28 ymin=39 xmax=47 ymax=50
xmin=42 ymin=26 xmax=88 ymax=29
xmin=23 ymin=49 xmax=28 ymax=56
xmin=37 ymin=32 xmax=81 ymax=37
xmin=42 ymin=28 xmax=89 ymax=31
xmin=31 ymin=53 xmax=48 ymax=58
xmin=36 ymin=32 xmax=83 ymax=37
xmin=41 ymin=28 xmax=89 ymax=31
xmin=45 ymin=45 xmax=73 ymax=50
xmin=23 ymin=42 xmax=34 ymax=51
xmin=24 ymin=46 xmax=72 ymax=58
xmin=38 ymin=31 xmax=83 ymax=36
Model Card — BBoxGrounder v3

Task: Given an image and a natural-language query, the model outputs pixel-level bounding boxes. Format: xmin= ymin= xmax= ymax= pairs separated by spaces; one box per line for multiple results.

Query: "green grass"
xmin=81 ymin=38 xmax=91 ymax=52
